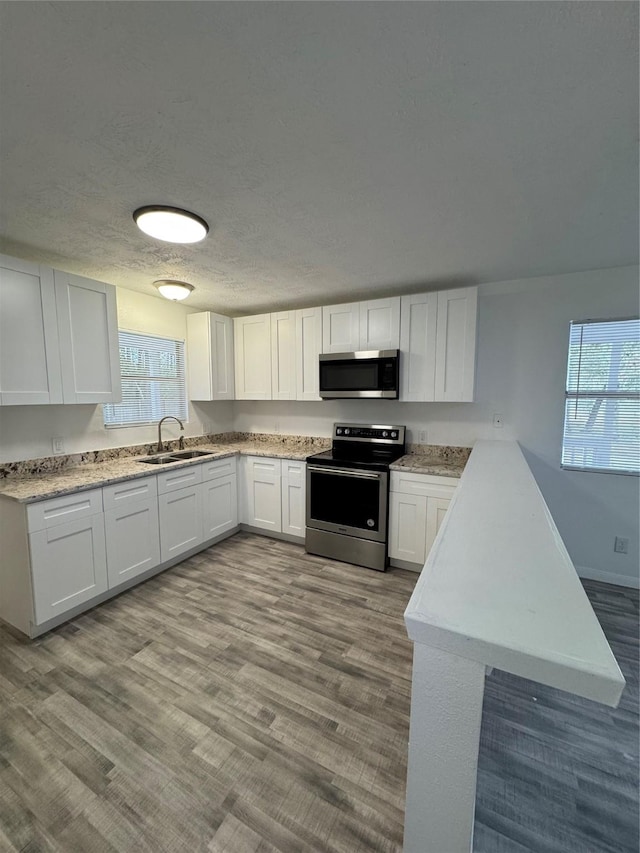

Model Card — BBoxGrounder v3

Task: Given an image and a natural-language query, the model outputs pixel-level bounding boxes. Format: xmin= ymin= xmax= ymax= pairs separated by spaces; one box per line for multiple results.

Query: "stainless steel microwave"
xmin=319 ymin=350 xmax=400 ymax=399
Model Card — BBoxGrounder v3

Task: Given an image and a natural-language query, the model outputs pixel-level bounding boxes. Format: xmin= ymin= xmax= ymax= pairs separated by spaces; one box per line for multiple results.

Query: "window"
xmin=103 ymin=331 xmax=187 ymax=428
xmin=561 ymin=318 xmax=639 ymax=475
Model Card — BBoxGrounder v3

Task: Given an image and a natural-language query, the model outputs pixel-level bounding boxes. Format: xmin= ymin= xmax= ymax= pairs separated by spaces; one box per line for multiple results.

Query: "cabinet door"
xmin=158 ymin=485 xmax=203 ymax=562
xmin=240 ymin=456 xmax=282 ymax=532
xmin=271 ymin=311 xmax=297 ymax=400
xmin=281 ymin=460 xmax=305 ymax=538
xmin=434 ymin=287 xmax=478 ymax=402
xmin=54 ymin=271 xmax=121 ymax=404
xmin=234 ymin=314 xmax=272 ymax=399
xmin=400 ymin=293 xmax=437 ymax=402
xmin=202 ymin=474 xmax=238 ymax=540
xmin=105 ymin=498 xmax=160 ymax=588
xmin=388 ymin=491 xmax=427 ymax=564
xmin=0 ymin=255 xmax=62 ymax=405
xmin=295 ymin=307 xmax=322 ymax=401
xmin=29 ymin=515 xmax=107 ymax=624
xmin=322 ymin=303 xmax=360 ymax=353
xmin=425 ymin=496 xmax=451 ymax=558
xmin=359 ymin=297 xmax=400 ymax=351
xmin=187 ymin=312 xmax=234 ymax=401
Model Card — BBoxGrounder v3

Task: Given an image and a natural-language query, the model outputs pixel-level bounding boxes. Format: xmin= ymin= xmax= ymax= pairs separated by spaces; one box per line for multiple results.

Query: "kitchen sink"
xmin=138 ymin=449 xmax=215 ymax=465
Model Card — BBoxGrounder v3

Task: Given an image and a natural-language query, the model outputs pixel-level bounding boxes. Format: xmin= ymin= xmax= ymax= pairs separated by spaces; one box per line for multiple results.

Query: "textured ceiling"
xmin=0 ymin=2 xmax=637 ymax=316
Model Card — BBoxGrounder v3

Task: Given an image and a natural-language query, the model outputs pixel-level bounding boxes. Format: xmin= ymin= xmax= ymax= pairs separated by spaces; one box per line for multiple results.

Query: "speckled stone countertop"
xmin=390 ymin=444 xmax=471 ymax=478
xmin=0 ymin=434 xmax=330 ymax=504
xmin=0 ymin=435 xmax=470 ymax=503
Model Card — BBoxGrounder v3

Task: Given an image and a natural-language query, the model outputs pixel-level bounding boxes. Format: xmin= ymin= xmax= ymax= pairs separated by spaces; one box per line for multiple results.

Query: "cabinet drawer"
xmin=390 ymin=470 xmax=458 ymax=499
xmin=103 ymin=475 xmax=157 ymax=510
xmin=201 ymin=455 xmax=237 ymax=483
xmin=27 ymin=488 xmax=103 ymax=532
xmin=157 ymin=464 xmax=203 ymax=494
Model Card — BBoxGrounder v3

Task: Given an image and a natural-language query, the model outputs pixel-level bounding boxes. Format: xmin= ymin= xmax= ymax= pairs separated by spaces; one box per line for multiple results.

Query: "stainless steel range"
xmin=305 ymin=423 xmax=406 ymax=572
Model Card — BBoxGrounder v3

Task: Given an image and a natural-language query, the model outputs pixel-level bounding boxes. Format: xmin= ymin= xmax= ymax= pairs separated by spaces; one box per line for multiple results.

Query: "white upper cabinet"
xmin=322 ymin=298 xmax=400 ymax=353
xmin=0 ymin=256 xmax=120 ymax=406
xmin=187 ymin=312 xmax=234 ymax=400
xmin=271 ymin=311 xmax=297 ymax=400
xmin=399 ymin=287 xmax=477 ymax=403
xmin=322 ymin=302 xmax=360 ymax=353
xmin=434 ymin=287 xmax=478 ymax=402
xmin=54 ymin=270 xmax=121 ymax=404
xmin=359 ymin=297 xmax=401 ymax=351
xmin=234 ymin=313 xmax=272 ymax=400
xmin=295 ymin=307 xmax=322 ymax=401
xmin=400 ymin=293 xmax=438 ymax=402
xmin=0 ymin=254 xmax=62 ymax=405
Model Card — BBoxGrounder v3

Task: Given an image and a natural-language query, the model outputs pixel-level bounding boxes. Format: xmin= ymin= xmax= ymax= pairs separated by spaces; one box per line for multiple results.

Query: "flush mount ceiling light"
xmin=154 ymin=280 xmax=195 ymax=301
xmin=133 ymin=206 xmax=208 ymax=244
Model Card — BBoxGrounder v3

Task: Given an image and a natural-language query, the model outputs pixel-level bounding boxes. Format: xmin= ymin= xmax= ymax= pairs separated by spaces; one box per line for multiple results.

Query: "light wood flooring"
xmin=0 ymin=533 xmax=637 ymax=852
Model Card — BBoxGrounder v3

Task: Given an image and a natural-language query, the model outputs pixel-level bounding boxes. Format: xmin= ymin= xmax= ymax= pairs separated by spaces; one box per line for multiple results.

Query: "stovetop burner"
xmin=307 ymin=423 xmax=406 ymax=471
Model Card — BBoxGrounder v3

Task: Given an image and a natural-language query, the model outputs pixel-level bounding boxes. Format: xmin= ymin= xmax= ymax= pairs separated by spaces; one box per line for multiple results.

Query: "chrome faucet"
xmin=157 ymin=416 xmax=184 ymax=452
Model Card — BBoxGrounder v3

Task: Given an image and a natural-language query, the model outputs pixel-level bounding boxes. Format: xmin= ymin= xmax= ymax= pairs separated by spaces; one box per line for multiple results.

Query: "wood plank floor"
xmin=0 ymin=533 xmax=637 ymax=852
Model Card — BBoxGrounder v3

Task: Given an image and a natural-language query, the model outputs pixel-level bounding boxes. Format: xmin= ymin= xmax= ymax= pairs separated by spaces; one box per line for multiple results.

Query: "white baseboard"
xmin=576 ymin=565 xmax=640 ymax=590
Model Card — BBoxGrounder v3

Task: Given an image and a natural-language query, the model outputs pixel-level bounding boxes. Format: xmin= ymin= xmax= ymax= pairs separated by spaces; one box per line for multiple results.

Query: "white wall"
xmin=235 ymin=265 xmax=640 ymax=585
xmin=0 ymin=288 xmax=233 ymax=461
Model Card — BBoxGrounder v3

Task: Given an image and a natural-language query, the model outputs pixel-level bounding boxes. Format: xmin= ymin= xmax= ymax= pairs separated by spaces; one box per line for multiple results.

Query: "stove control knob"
xmin=344 ymin=429 xmax=351 ymax=435
xmin=382 ymin=431 xmax=389 ymax=438
xmin=390 ymin=431 xmax=398 ymax=439
xmin=336 ymin=428 xmax=343 ymax=435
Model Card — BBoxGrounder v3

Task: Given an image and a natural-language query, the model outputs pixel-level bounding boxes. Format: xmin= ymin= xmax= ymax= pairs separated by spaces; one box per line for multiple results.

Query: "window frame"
xmin=561 ymin=316 xmax=640 ymax=477
xmin=103 ymin=329 xmax=188 ymax=429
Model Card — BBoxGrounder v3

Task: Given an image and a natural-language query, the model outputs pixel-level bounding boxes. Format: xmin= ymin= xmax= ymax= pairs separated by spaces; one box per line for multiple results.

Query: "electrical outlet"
xmin=493 ymin=413 xmax=504 ymax=429
xmin=52 ymin=437 xmax=65 ymax=455
xmin=418 ymin=429 xmax=427 ymax=444
xmin=614 ymin=536 xmax=629 ymax=554
xmin=274 ymin=422 xmax=280 ymax=434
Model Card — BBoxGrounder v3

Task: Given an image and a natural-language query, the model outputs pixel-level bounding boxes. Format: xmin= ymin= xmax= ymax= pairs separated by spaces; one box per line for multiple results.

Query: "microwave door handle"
xmin=307 ymin=466 xmax=381 ymax=480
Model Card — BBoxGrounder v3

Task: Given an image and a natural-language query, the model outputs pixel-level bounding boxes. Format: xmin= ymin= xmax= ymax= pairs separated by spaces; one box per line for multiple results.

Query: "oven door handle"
xmin=307 ymin=465 xmax=382 ymax=480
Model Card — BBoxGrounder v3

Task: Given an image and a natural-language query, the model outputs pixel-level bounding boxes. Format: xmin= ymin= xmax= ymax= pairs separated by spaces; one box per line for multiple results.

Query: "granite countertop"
xmin=390 ymin=454 xmax=467 ymax=478
xmin=390 ymin=443 xmax=471 ymax=478
xmin=0 ymin=436 xmax=471 ymax=503
xmin=0 ymin=436 xmax=329 ymax=504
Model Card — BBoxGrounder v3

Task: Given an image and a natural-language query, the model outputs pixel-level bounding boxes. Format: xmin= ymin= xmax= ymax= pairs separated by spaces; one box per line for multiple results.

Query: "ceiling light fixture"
xmin=133 ymin=206 xmax=208 ymax=243
xmin=154 ymin=280 xmax=195 ymax=301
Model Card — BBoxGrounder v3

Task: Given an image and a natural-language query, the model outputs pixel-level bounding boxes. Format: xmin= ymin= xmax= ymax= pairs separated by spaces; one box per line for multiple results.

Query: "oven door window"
xmin=307 ymin=468 xmax=386 ymax=541
xmin=319 ymin=360 xmax=380 ymax=392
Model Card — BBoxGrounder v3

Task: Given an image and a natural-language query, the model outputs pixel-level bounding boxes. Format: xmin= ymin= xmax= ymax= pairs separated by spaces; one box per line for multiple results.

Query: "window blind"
xmin=561 ymin=318 xmax=640 ymax=475
xmin=103 ymin=331 xmax=187 ymax=428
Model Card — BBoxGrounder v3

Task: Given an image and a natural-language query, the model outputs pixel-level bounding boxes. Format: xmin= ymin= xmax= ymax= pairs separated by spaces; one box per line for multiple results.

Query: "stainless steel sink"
xmin=138 ymin=449 xmax=215 ymax=465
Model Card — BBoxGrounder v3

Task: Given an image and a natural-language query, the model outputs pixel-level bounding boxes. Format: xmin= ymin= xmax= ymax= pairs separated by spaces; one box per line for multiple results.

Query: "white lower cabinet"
xmin=389 ymin=471 xmax=459 ymax=567
xmin=104 ymin=500 xmax=160 ymax=588
xmin=202 ymin=473 xmax=238 ymax=539
xmin=389 ymin=492 xmax=427 ymax=564
xmin=281 ymin=460 xmax=306 ymax=537
xmin=240 ymin=456 xmax=306 ymax=539
xmin=202 ymin=456 xmax=239 ymax=538
xmin=158 ymin=485 xmax=204 ymax=563
xmin=29 ymin=513 xmax=108 ymax=624
xmin=241 ymin=456 xmax=282 ymax=532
